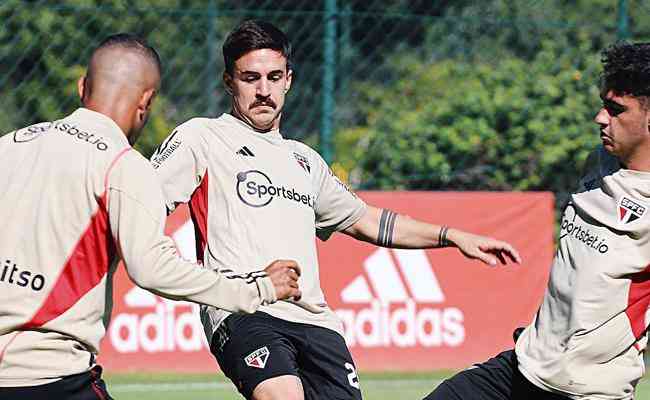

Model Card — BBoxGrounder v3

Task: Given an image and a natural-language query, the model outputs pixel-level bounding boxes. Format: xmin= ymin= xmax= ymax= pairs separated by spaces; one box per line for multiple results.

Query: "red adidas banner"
xmin=98 ymin=192 xmax=554 ymax=372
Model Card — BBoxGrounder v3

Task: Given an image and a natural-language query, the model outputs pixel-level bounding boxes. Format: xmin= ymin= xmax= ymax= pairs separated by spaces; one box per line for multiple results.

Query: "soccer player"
xmin=152 ymin=20 xmax=521 ymax=400
xmin=424 ymin=42 xmax=650 ymax=400
xmin=0 ymin=34 xmax=302 ymax=400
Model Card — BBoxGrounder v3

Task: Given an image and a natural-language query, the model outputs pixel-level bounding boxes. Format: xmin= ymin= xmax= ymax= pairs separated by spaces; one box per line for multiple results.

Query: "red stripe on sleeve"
xmin=189 ymin=172 xmax=209 ymax=264
xmin=22 ymin=192 xmax=115 ymax=328
xmin=626 ymin=265 xmax=650 ymax=340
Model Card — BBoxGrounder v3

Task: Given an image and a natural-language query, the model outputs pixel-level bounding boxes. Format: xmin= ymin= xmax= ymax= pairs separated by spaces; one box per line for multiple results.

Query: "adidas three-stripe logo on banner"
xmin=341 ymin=248 xmax=445 ymax=303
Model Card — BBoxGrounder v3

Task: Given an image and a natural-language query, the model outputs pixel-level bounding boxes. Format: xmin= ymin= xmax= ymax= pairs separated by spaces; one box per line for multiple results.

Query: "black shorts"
xmin=0 ymin=365 xmax=113 ymax=400
xmin=211 ymin=311 xmax=362 ymax=400
xmin=423 ymin=350 xmax=570 ymax=400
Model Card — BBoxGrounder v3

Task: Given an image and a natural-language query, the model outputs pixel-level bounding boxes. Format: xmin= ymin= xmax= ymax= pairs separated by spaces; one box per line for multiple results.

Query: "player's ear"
xmin=77 ymin=76 xmax=87 ymax=103
xmin=223 ymin=71 xmax=233 ymax=95
xmin=285 ymin=69 xmax=293 ymax=94
xmin=137 ymin=88 xmax=156 ymax=121
xmin=146 ymin=89 xmax=156 ymax=110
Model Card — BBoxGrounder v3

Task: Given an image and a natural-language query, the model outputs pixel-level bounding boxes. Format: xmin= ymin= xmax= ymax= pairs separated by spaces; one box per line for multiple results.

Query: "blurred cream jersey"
xmin=516 ymin=146 xmax=650 ymax=400
xmin=0 ymin=109 xmax=276 ymax=387
xmin=152 ymin=113 xmax=367 ymax=342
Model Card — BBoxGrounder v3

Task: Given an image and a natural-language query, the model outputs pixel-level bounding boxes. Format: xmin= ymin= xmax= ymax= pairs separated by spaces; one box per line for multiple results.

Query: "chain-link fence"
xmin=1 ymin=0 xmax=647 ymax=204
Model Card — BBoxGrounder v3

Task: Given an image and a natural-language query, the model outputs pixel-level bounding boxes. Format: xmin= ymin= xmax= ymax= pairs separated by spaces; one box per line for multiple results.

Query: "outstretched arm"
xmin=342 ymin=206 xmax=522 ymax=266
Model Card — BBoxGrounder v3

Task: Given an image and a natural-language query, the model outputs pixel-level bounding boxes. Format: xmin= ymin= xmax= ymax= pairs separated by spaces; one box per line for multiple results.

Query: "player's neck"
xmin=621 ymin=146 xmax=650 ymax=172
xmin=83 ymin=100 xmax=134 ymax=140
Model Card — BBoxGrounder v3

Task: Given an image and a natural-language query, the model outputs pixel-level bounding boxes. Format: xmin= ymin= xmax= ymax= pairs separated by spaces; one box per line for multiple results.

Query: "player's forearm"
xmin=109 ymin=188 xmax=277 ymax=312
xmin=126 ymin=242 xmax=277 ymax=313
xmin=344 ymin=206 xmax=452 ymax=249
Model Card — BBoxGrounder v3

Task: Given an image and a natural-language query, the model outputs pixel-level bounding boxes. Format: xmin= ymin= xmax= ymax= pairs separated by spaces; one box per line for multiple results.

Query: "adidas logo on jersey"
xmin=335 ymin=248 xmax=465 ymax=348
xmin=236 ymin=146 xmax=255 ymax=157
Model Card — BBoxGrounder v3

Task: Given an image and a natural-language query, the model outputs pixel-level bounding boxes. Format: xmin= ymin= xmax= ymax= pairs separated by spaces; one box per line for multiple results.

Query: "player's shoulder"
xmin=120 ymin=147 xmax=149 ymax=166
xmin=173 ymin=115 xmax=235 ymax=142
xmin=5 ymin=121 xmax=51 ymax=144
xmin=577 ymin=146 xmax=618 ymax=191
xmin=584 ymin=146 xmax=619 ymax=176
xmin=0 ymin=130 xmax=15 ymax=145
xmin=108 ymin=147 xmax=160 ymax=186
xmin=173 ymin=117 xmax=214 ymax=137
xmin=285 ymin=139 xmax=323 ymax=162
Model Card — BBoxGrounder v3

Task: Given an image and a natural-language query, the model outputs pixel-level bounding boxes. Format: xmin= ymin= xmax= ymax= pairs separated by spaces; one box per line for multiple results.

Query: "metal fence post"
xmin=321 ymin=0 xmax=337 ymax=164
xmin=206 ymin=0 xmax=218 ymax=116
xmin=340 ymin=4 xmax=352 ymax=99
xmin=617 ymin=0 xmax=630 ymax=41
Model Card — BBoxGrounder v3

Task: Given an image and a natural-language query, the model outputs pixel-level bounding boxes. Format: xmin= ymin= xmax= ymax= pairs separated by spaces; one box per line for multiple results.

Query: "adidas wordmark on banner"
xmin=335 ymin=248 xmax=465 ymax=348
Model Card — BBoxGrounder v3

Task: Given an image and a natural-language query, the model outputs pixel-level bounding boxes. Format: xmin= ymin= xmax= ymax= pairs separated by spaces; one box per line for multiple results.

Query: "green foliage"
xmin=339 ymin=40 xmax=602 ymax=195
xmin=332 ymin=0 xmax=650 ymax=201
xmin=0 ymin=0 xmax=349 ymax=157
xmin=1 ymin=0 xmax=647 ymax=189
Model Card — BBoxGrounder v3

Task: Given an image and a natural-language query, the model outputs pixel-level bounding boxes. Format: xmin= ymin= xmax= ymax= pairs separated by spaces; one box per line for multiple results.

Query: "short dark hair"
xmin=91 ymin=33 xmax=162 ymax=74
xmin=601 ymin=42 xmax=650 ymax=100
xmin=222 ymin=20 xmax=292 ymax=75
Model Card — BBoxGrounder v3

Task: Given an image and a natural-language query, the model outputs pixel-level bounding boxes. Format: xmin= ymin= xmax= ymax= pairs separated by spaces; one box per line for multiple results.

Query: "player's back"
xmin=0 ymin=108 xmax=130 ymax=386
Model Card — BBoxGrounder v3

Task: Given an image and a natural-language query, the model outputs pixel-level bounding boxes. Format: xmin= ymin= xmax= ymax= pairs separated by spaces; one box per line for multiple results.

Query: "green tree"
xmin=332 ymin=0 xmax=650 ymax=205
xmin=338 ymin=40 xmax=602 ymax=202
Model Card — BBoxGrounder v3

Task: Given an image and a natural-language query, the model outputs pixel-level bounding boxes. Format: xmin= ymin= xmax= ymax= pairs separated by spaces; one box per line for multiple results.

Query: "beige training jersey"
xmin=0 ymin=108 xmax=276 ymax=387
xmin=516 ymin=146 xmax=650 ymax=400
xmin=152 ymin=113 xmax=367 ymax=343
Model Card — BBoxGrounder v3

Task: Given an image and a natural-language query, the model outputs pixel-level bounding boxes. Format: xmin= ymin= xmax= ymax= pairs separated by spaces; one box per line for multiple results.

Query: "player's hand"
xmin=264 ymin=260 xmax=302 ymax=301
xmin=447 ymin=229 xmax=522 ymax=266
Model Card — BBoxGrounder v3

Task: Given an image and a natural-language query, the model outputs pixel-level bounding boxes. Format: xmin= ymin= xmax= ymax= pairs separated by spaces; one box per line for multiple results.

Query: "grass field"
xmin=104 ymin=372 xmax=650 ymax=399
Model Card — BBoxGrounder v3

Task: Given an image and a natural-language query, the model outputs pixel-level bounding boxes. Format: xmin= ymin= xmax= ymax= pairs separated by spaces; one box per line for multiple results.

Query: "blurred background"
xmin=2 ymin=0 xmax=647 ymax=206
xmin=2 ymin=1 xmax=650 ymax=398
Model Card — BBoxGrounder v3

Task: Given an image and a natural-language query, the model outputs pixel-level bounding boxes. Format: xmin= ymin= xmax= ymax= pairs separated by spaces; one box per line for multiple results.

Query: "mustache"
xmin=250 ymin=99 xmax=277 ymax=110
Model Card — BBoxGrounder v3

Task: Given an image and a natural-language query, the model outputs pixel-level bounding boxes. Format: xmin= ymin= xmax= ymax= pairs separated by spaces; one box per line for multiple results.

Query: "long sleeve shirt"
xmin=152 ymin=114 xmax=367 ymax=343
xmin=0 ymin=108 xmax=276 ymax=386
xmin=517 ymin=146 xmax=650 ymax=400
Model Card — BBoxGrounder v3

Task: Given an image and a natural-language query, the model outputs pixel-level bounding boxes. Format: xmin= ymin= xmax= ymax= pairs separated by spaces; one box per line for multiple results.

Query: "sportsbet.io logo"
xmin=236 ymin=170 xmax=313 ymax=208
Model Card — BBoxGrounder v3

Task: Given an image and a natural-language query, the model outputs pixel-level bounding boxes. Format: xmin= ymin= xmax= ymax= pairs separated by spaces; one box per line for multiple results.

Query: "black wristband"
xmin=438 ymin=225 xmax=450 ymax=247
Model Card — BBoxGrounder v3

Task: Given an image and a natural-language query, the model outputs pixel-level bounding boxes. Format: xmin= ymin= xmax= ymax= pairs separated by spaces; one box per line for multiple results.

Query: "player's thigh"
xmin=295 ymin=325 xmax=362 ymax=400
xmin=423 ymin=350 xmax=518 ymax=400
xmin=211 ymin=312 xmax=301 ymax=400
xmin=251 ymin=374 xmax=304 ymax=400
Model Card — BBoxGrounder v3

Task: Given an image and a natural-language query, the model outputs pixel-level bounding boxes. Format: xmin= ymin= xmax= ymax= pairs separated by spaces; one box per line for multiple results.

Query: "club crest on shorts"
xmin=618 ymin=196 xmax=646 ymax=224
xmin=244 ymin=346 xmax=270 ymax=369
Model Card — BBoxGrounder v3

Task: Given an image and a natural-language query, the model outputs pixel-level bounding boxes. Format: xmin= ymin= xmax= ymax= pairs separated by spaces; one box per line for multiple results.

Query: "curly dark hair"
xmin=601 ymin=42 xmax=650 ymax=100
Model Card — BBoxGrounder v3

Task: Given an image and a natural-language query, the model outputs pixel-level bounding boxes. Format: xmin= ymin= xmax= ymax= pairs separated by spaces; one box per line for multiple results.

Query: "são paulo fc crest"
xmin=618 ymin=196 xmax=646 ymax=224
xmin=293 ymin=152 xmax=311 ymax=173
xmin=244 ymin=346 xmax=270 ymax=369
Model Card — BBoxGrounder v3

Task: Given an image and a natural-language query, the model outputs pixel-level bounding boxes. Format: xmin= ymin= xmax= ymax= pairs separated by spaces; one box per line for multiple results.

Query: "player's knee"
xmin=251 ymin=375 xmax=304 ymax=400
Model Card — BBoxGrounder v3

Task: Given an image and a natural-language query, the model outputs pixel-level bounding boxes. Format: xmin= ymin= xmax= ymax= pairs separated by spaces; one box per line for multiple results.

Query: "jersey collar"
xmin=68 ymin=108 xmax=130 ymax=148
xmin=223 ymin=113 xmax=283 ymax=140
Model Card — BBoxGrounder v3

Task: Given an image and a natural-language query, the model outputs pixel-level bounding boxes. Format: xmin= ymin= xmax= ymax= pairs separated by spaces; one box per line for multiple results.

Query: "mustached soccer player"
xmin=152 ymin=20 xmax=521 ymax=400
xmin=0 ymin=33 xmax=302 ymax=400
